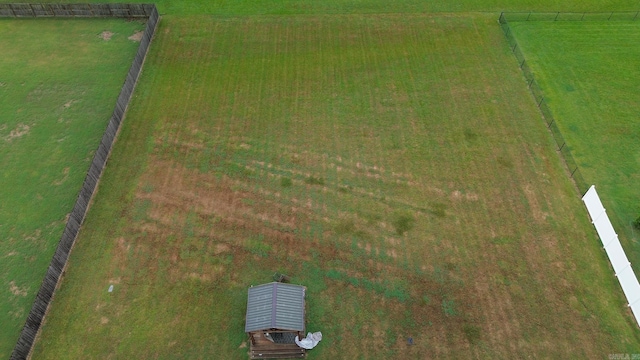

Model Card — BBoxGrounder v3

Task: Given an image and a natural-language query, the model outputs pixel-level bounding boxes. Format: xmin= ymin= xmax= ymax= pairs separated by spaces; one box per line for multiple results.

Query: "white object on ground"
xmin=108 ymin=285 xmax=114 ymax=292
xmin=582 ymin=185 xmax=640 ymax=326
xmin=295 ymin=332 xmax=322 ymax=349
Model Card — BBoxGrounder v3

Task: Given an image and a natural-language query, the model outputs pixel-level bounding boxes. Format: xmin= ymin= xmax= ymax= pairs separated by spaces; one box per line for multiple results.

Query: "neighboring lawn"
xmin=1 ymin=0 xmax=638 ymax=15
xmin=32 ymin=14 xmax=640 ymax=359
xmin=0 ymin=18 xmax=144 ymax=358
xmin=509 ymin=20 xmax=640 ymax=277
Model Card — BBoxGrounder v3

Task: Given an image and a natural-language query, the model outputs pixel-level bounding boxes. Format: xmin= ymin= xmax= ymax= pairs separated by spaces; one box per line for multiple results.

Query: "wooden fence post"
xmin=8 ymin=6 xmax=160 ymax=359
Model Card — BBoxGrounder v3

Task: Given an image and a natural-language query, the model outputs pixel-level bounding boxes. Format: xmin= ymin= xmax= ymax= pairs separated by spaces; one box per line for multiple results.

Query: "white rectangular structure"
xmin=582 ymin=185 xmax=640 ymax=326
xmin=618 ymin=267 xmax=640 ymax=305
xmin=593 ymin=215 xmax=618 ymax=247
xmin=583 ymin=185 xmax=606 ymax=219
xmin=604 ymin=239 xmax=630 ymax=275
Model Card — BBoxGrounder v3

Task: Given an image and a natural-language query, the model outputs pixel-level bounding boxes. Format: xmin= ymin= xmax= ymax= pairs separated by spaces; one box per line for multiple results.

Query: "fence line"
xmin=499 ymin=12 xmax=589 ymax=195
xmin=0 ymin=3 xmax=155 ymax=17
xmin=501 ymin=11 xmax=640 ymax=328
xmin=501 ymin=11 xmax=640 ymax=22
xmin=8 ymin=5 xmax=160 ymax=360
xmin=583 ymin=186 xmax=640 ymax=327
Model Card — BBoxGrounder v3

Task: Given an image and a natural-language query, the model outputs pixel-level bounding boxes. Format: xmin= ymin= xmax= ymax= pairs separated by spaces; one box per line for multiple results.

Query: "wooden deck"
xmin=250 ymin=332 xmax=306 ymax=359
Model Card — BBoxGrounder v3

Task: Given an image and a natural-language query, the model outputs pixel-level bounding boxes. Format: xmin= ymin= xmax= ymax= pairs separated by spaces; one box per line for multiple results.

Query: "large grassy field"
xmin=31 ymin=13 xmax=640 ymax=358
xmin=509 ymin=20 xmax=640 ymax=278
xmin=3 ymin=0 xmax=640 ymax=15
xmin=0 ymin=18 xmax=143 ymax=358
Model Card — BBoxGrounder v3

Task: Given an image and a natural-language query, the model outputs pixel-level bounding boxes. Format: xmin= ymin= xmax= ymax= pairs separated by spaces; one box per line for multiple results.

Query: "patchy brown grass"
xmin=32 ymin=13 xmax=640 ymax=360
xmin=99 ymin=31 xmax=113 ymax=41
xmin=5 ymin=123 xmax=30 ymax=141
xmin=8 ymin=281 xmax=28 ymax=297
xmin=128 ymin=30 xmax=143 ymax=42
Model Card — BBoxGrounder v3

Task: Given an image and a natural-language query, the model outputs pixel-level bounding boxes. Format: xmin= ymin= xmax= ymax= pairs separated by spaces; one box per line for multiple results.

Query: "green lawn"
xmin=509 ymin=20 xmax=640 ymax=278
xmin=0 ymin=18 xmax=144 ymax=358
xmin=2 ymin=0 xmax=639 ymax=15
xmin=31 ymin=13 xmax=640 ymax=359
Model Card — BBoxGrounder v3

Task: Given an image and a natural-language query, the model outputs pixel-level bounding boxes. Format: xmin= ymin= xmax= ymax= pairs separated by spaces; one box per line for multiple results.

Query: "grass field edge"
xmin=499 ymin=12 xmax=589 ymax=195
xmin=499 ymin=11 xmax=640 ymax=331
xmin=9 ymin=7 xmax=159 ymax=360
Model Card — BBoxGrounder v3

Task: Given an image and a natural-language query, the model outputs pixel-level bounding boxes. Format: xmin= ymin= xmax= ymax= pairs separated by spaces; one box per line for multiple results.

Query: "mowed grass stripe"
xmin=12 ymin=0 xmax=640 ymax=15
xmin=510 ymin=21 xmax=640 ymax=278
xmin=33 ymin=14 xmax=639 ymax=359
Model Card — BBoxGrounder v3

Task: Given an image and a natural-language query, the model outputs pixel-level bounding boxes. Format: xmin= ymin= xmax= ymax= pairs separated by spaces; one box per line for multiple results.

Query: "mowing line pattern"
xmin=31 ymin=14 xmax=640 ymax=358
xmin=508 ymin=18 xmax=640 ymax=282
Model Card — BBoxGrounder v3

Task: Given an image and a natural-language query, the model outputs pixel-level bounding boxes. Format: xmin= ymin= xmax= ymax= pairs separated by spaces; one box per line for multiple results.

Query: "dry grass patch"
xmin=32 ymin=13 xmax=640 ymax=359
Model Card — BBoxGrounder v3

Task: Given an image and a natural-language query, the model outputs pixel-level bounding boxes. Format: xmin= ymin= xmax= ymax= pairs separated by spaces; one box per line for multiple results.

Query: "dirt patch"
xmin=113 ymin=237 xmax=131 ymax=271
xmin=5 ymin=123 xmax=30 ymax=141
xmin=356 ymin=242 xmax=375 ymax=256
xmin=9 ymin=308 xmax=24 ymax=320
xmin=100 ymin=31 xmax=114 ymax=41
xmin=450 ymin=190 xmax=479 ymax=201
xmin=9 ymin=281 xmax=28 ymax=297
xmin=100 ymin=317 xmax=109 ymax=325
xmin=188 ymin=272 xmax=212 ymax=281
xmin=53 ymin=167 xmax=70 ymax=186
xmin=386 ymin=237 xmax=401 ymax=246
xmin=214 ymin=243 xmax=230 ymax=254
xmin=24 ymin=229 xmax=41 ymax=243
xmin=522 ymin=184 xmax=548 ymax=223
xmin=128 ymin=30 xmax=144 ymax=42
xmin=465 ymin=192 xmax=479 ymax=201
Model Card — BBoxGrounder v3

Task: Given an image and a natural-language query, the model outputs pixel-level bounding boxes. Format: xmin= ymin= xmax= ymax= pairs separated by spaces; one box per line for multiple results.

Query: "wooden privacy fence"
xmin=6 ymin=4 xmax=160 ymax=360
xmin=0 ymin=2 xmax=154 ymax=17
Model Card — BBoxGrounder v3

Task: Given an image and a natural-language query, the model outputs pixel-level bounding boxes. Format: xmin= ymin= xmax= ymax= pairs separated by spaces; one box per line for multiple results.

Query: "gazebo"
xmin=245 ymin=282 xmax=306 ymax=359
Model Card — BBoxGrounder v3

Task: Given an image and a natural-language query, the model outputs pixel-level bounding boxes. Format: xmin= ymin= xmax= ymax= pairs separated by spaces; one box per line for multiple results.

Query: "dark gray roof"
xmin=245 ymin=282 xmax=306 ymax=332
